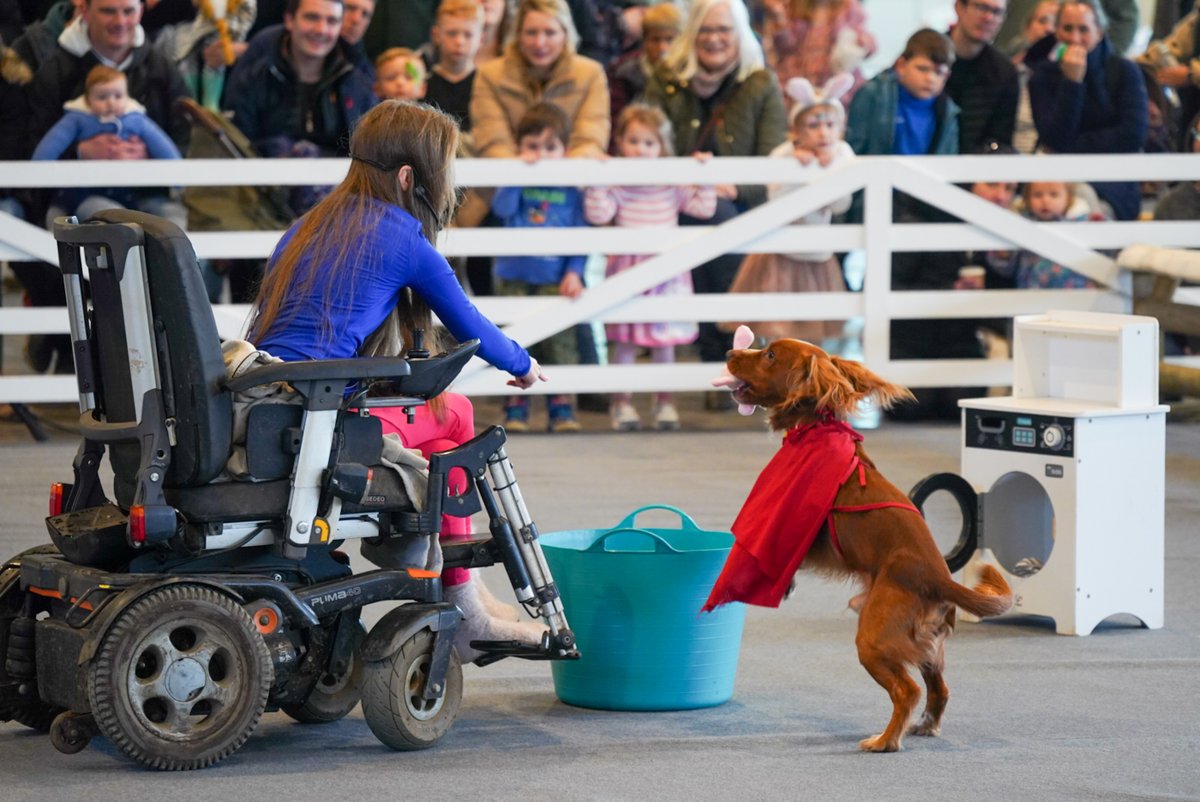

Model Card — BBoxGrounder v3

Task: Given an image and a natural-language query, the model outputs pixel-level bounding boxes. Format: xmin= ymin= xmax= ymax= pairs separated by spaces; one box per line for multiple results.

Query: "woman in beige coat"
xmin=469 ymin=0 xmax=611 ymax=159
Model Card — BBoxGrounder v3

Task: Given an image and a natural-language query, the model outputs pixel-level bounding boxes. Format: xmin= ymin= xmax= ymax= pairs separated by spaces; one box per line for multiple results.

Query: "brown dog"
xmin=723 ymin=338 xmax=1012 ymax=752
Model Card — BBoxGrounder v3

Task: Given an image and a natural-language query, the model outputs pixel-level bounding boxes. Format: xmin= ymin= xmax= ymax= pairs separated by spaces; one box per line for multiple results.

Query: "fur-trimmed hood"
xmin=58 ymin=16 xmax=146 ymax=60
xmin=63 ymin=92 xmax=147 ymax=117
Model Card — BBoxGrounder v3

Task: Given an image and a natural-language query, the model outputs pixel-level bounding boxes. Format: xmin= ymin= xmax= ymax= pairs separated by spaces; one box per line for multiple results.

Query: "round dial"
xmin=1042 ymin=424 xmax=1065 ymax=450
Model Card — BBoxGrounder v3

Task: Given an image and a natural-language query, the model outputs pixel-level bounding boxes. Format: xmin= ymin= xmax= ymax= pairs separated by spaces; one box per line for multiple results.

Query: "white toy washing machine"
xmin=914 ymin=311 xmax=1167 ymax=636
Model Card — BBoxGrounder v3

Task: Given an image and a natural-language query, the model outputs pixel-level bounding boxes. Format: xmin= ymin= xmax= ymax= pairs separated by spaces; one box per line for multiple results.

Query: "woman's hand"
xmin=715 ymin=184 xmax=739 ymax=201
xmin=692 ymin=150 xmax=713 ymax=162
xmin=507 ymin=357 xmax=549 ymax=389
xmin=559 ymin=271 xmax=584 ymax=299
xmin=1059 ymin=44 xmax=1088 ymax=83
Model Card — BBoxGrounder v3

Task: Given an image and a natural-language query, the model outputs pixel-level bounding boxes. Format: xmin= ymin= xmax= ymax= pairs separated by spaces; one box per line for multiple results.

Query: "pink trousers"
xmin=373 ymin=392 xmax=474 ymax=587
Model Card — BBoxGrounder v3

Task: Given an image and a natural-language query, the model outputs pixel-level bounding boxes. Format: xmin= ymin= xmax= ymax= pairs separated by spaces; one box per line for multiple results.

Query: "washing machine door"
xmin=909 ymin=473 xmax=978 ymax=573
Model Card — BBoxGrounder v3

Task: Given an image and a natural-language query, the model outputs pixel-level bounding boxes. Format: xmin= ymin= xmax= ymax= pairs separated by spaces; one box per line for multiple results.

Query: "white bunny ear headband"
xmin=786 ymin=73 xmax=855 ymax=126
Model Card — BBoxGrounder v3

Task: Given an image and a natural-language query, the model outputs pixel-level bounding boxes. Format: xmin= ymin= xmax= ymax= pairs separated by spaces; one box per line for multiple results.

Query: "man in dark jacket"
xmin=223 ymin=0 xmax=375 ymax=157
xmin=946 ymin=0 xmax=1019 ymax=151
xmin=1026 ymin=0 xmax=1147 ymax=220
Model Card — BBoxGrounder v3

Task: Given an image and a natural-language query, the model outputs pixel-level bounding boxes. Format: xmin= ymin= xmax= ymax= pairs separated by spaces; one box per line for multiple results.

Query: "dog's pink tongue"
xmin=710 ymin=325 xmax=757 ymax=416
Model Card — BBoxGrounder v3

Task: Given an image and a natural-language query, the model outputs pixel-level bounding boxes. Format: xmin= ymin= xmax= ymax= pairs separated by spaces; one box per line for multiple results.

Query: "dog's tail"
xmin=939 ymin=564 xmax=1013 ymax=618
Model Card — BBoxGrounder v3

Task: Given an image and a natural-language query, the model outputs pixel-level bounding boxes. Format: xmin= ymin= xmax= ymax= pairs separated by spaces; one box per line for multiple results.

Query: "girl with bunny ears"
xmin=720 ymin=74 xmax=856 ymax=349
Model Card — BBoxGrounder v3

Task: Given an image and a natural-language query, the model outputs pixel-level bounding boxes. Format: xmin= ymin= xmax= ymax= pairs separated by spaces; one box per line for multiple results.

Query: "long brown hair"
xmin=249 ymin=101 xmax=462 ymax=356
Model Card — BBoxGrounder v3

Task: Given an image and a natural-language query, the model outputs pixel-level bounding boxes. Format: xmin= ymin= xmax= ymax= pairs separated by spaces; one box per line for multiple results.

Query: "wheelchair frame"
xmin=0 ymin=213 xmax=577 ymax=769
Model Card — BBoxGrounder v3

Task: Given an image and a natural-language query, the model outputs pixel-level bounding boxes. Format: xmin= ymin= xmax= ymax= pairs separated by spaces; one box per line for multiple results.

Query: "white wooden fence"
xmin=2 ymin=153 xmax=1199 ymax=403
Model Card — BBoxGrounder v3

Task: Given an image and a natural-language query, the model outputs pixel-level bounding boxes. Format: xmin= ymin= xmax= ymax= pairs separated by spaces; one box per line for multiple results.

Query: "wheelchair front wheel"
xmin=361 ymin=629 xmax=461 ymax=750
xmin=87 ymin=584 xmax=273 ymax=770
xmin=282 ymin=625 xmax=366 ymax=724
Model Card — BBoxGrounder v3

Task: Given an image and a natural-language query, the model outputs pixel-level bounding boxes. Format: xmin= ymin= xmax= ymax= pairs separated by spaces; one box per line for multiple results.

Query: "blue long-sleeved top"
xmin=1025 ymin=34 xmax=1147 ymax=220
xmin=256 ymin=200 xmax=531 ymax=377
xmin=31 ymin=98 xmax=183 ymax=161
xmin=491 ymin=185 xmax=588 ymax=285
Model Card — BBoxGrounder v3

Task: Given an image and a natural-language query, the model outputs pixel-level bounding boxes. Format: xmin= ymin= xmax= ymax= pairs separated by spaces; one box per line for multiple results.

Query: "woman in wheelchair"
xmin=248 ymin=100 xmax=548 ymax=663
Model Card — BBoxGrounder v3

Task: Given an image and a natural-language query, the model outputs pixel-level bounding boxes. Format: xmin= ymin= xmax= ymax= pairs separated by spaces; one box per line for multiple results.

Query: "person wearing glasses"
xmin=643 ymin=0 xmax=787 ymax=405
xmin=945 ymin=0 xmax=1020 ymax=152
xmin=1025 ymin=0 xmax=1147 ymax=220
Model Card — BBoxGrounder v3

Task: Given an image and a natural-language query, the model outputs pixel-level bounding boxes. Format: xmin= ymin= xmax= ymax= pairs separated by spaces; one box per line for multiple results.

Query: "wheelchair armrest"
xmin=224 ymin=340 xmax=481 ymax=411
xmin=225 ymin=356 xmax=413 ymax=393
xmin=365 ymin=340 xmax=481 ymax=402
xmin=225 ymin=357 xmax=412 ymax=411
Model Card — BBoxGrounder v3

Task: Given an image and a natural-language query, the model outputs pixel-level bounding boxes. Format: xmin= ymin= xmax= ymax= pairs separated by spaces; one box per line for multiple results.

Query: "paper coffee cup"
xmin=958 ymin=265 xmax=986 ymax=287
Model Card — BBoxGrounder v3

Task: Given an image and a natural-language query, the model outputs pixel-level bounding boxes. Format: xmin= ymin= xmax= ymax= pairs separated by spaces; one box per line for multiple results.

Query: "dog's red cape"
xmin=703 ymin=419 xmax=861 ymax=611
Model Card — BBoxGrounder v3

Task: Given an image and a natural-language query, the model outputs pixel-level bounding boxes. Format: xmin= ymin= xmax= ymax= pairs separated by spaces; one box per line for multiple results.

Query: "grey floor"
xmin=0 ymin=401 xmax=1197 ymax=801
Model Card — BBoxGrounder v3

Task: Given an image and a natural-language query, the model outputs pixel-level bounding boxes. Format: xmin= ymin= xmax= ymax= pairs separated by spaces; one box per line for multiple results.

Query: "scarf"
xmin=687 ymin=57 xmax=738 ymax=100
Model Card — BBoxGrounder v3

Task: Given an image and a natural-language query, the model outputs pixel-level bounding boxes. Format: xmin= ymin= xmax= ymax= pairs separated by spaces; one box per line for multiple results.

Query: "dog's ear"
xmin=830 ymin=356 xmax=916 ymax=411
xmin=787 ymin=354 xmax=858 ymax=417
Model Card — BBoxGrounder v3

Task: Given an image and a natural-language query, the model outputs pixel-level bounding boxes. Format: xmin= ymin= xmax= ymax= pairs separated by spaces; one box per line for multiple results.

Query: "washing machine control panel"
xmin=963 ymin=410 xmax=1074 ymax=457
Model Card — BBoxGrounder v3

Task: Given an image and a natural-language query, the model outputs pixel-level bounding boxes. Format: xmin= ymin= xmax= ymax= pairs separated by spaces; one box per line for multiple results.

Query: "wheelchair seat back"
xmin=74 ymin=209 xmax=232 ymax=492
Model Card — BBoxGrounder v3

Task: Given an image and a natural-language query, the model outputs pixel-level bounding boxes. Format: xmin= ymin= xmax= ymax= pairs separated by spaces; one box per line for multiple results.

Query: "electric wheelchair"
xmin=0 ymin=210 xmax=578 ymax=769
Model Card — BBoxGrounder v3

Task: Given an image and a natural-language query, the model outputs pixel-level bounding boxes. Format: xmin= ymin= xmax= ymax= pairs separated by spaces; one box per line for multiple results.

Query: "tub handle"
xmin=615 ymin=504 xmax=701 ymax=533
xmin=586 ymin=527 xmax=681 ymax=554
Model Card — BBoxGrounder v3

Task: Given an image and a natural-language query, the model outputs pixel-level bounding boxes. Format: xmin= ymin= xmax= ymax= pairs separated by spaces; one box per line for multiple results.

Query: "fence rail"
xmin=3 ymin=154 xmax=1199 ymax=402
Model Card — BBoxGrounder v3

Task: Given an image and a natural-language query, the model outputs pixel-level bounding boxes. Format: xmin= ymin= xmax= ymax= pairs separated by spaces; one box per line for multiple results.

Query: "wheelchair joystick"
xmin=407 ymin=328 xmax=431 ymax=360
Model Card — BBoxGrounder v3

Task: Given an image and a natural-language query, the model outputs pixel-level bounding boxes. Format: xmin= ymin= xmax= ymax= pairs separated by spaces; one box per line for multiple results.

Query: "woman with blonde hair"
xmin=643 ymin=0 xmax=788 ymax=395
xmin=250 ymin=100 xmax=548 ymax=664
xmin=469 ymin=0 xmax=610 ymax=158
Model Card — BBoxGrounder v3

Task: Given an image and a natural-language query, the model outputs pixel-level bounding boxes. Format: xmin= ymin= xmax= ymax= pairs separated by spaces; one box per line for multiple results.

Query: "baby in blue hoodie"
xmin=33 ymin=64 xmax=181 ymax=161
xmin=33 ymin=64 xmax=182 ymax=216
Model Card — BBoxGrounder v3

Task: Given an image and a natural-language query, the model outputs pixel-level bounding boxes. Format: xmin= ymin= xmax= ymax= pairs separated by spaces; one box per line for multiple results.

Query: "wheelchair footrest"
xmin=470 ymin=631 xmax=580 ymax=667
xmin=441 ymin=537 xmax=500 ymax=570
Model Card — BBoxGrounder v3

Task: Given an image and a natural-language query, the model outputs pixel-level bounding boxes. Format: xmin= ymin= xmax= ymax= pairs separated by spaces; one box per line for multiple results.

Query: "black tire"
xmin=361 ymin=629 xmax=461 ymax=751
xmin=49 ymin=711 xmax=91 ymax=754
xmin=282 ymin=624 xmax=366 ymax=724
xmin=87 ymin=584 xmax=273 ymax=770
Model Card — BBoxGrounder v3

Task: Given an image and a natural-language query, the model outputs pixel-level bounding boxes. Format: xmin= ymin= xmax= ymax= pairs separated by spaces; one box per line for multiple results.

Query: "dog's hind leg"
xmin=855 ymin=587 xmax=921 ymax=752
xmin=908 ymin=663 xmax=947 ymax=737
xmin=909 ymin=607 xmax=954 ymax=737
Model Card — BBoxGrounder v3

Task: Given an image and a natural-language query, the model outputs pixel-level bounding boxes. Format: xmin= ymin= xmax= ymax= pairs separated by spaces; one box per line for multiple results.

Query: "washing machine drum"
xmin=909 ymin=473 xmax=978 ymax=572
xmin=910 ymin=472 xmax=1055 ymax=576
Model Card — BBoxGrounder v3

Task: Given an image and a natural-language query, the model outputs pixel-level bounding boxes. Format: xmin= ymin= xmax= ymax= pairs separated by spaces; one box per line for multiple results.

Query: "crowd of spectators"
xmin=1 ymin=0 xmax=1199 ymax=420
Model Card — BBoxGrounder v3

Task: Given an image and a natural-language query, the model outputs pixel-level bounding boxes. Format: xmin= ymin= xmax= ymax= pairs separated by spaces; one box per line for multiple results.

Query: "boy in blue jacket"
xmin=842 ymin=29 xmax=960 ymax=225
xmin=846 ymin=28 xmax=960 ymax=158
xmin=492 ymin=103 xmax=587 ymax=433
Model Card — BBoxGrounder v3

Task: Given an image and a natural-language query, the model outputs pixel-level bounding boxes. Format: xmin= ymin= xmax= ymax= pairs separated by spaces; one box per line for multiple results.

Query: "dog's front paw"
xmin=859 ymin=734 xmax=901 ymax=753
xmin=907 ymin=715 xmax=941 ymax=737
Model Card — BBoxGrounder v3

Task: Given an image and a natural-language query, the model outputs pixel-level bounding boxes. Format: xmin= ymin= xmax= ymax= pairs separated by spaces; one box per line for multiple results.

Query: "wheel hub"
xmin=163 ymin=658 xmax=207 ymax=702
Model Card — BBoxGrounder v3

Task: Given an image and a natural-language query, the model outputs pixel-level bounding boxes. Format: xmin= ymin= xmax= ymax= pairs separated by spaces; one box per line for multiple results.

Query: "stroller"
xmin=0 ymin=210 xmax=578 ymax=769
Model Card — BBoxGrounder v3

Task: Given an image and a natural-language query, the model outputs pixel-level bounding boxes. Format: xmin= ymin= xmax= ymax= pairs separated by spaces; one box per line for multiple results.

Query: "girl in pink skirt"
xmin=723 ymin=74 xmax=856 ymax=350
xmin=584 ymin=104 xmax=717 ymax=431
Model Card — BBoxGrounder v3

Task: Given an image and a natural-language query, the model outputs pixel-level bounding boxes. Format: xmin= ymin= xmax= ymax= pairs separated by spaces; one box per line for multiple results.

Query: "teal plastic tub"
xmin=540 ymin=505 xmax=745 ymax=711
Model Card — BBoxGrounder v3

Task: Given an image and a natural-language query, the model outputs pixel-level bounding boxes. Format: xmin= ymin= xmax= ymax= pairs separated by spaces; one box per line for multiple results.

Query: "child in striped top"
xmin=584 ymin=103 xmax=717 ymax=431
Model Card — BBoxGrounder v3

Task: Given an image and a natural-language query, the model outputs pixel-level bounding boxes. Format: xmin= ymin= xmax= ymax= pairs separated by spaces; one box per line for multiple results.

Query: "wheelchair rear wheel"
xmin=361 ymin=629 xmax=462 ymax=750
xmin=87 ymin=584 xmax=274 ymax=770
